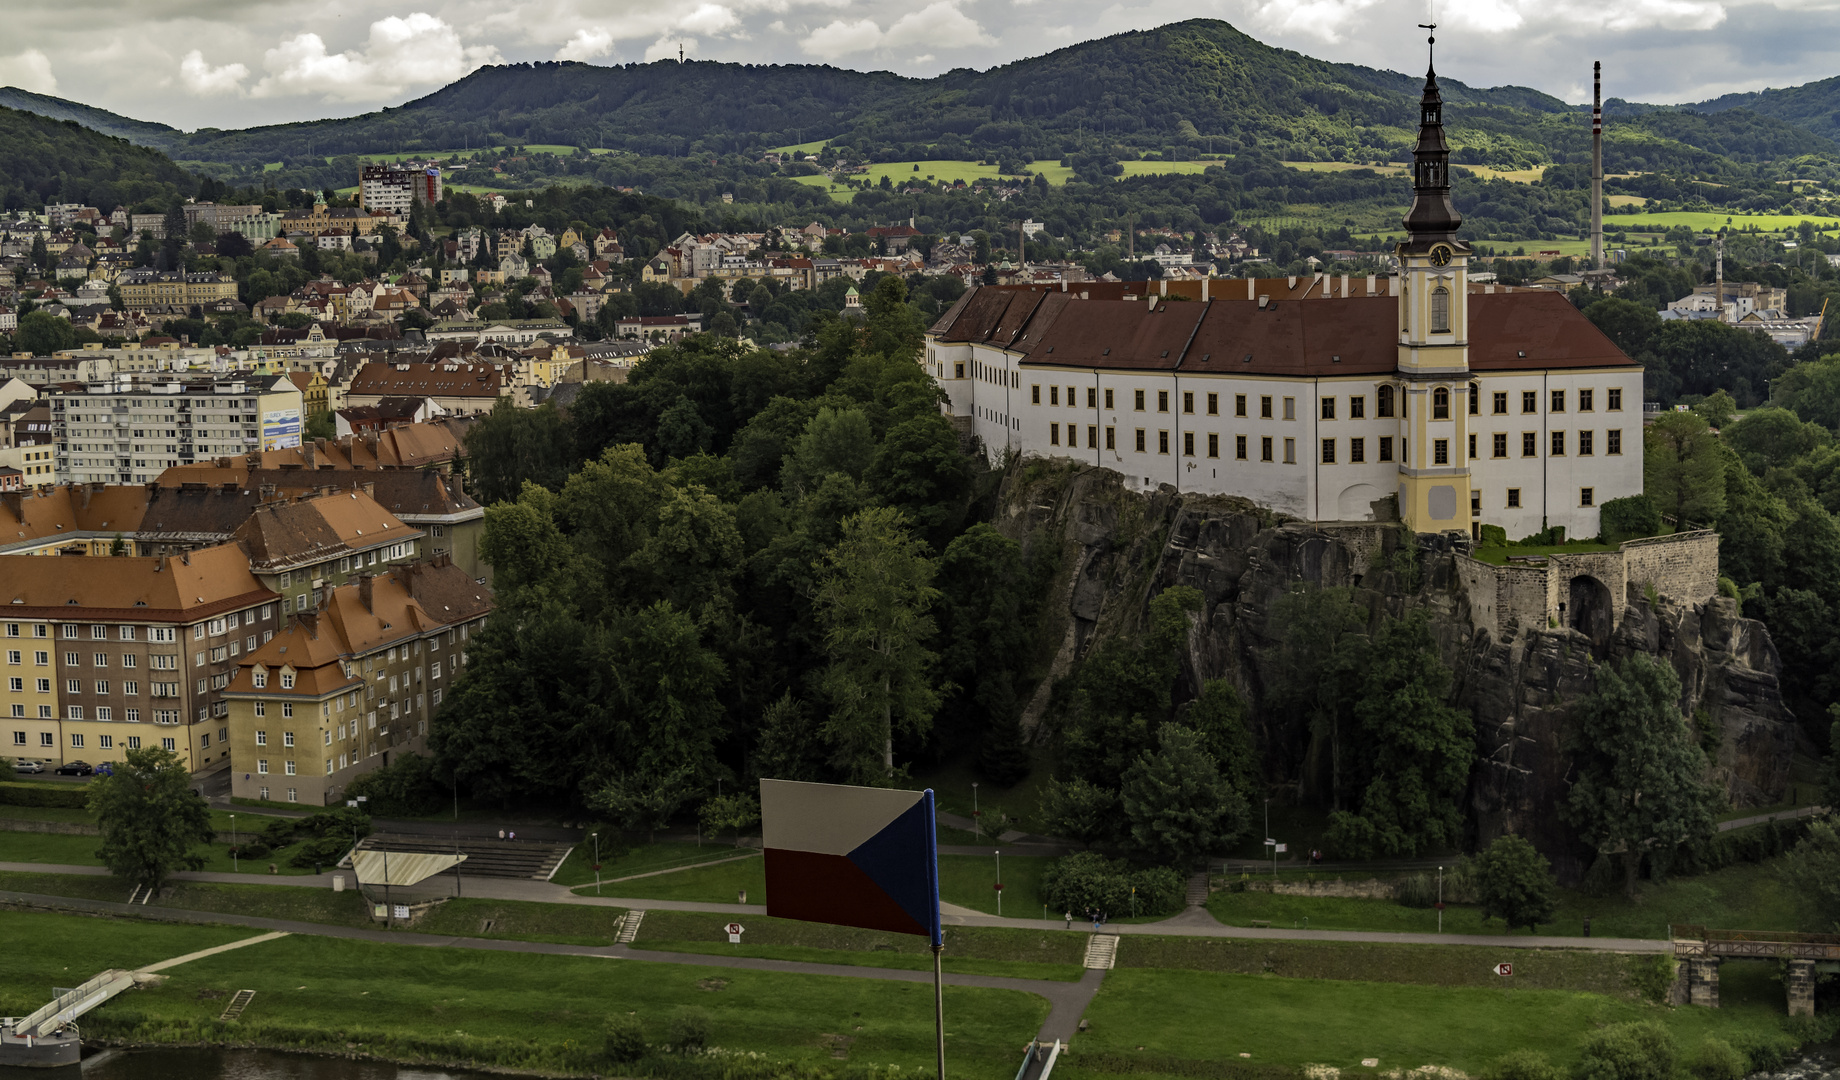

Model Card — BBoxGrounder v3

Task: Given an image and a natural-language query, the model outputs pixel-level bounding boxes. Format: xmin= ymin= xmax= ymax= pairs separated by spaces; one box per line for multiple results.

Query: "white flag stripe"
xmin=759 ymin=778 xmax=924 ymax=855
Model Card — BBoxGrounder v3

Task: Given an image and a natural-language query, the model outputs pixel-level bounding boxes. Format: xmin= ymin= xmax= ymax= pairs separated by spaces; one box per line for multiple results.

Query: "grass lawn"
xmin=414 ymin=897 xmax=628 ymax=945
xmin=1068 ymin=964 xmax=1796 ymax=1074
xmin=549 ymin=838 xmax=757 ymax=888
xmin=1611 ymin=210 xmax=1840 ymax=233
xmin=8 ymin=910 xmax=1047 ymax=1077
xmin=1117 ymin=160 xmax=1225 ymax=179
xmin=1284 ymin=161 xmax=1407 ymax=176
xmin=636 ymin=910 xmax=1085 ymax=981
xmin=910 ymin=759 xmax=1056 ymax=839
xmin=1469 ymin=541 xmax=1621 ymax=565
xmin=769 ymin=139 xmax=830 ymax=155
xmin=580 ymin=852 xmax=1051 ymax=916
xmin=1456 ymin=165 xmax=1547 ymax=183
xmin=1208 ymin=858 xmax=1818 ymax=939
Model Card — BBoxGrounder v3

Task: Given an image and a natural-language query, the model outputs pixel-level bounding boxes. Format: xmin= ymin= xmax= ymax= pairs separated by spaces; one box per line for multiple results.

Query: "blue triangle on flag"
xmin=846 ymin=796 xmax=934 ymax=936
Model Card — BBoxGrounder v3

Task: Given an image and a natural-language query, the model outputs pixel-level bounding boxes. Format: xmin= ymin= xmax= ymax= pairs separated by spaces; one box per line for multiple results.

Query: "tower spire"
xmin=1402 ymin=22 xmax=1462 ymax=245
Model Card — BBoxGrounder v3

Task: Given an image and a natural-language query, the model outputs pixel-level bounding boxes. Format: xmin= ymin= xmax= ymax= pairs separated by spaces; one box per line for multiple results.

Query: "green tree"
xmin=1690 ymin=388 xmax=1737 ymax=430
xmin=1722 ymin=406 xmax=1827 ymax=475
xmin=1564 ymin=655 xmax=1720 ymax=899
xmin=1583 ymin=297 xmax=1662 ymax=359
xmin=698 ymin=792 xmax=760 ymax=847
xmin=1037 ymin=775 xmax=1121 ymax=846
xmin=1780 ymin=813 xmax=1840 ymax=932
xmin=1119 ymin=724 xmax=1249 ymax=866
xmin=1826 ymin=718 xmax=1840 ymax=810
xmin=1472 ymin=834 xmax=1558 ymax=931
xmin=16 ymin=310 xmax=74 ymax=356
xmin=87 ymin=746 xmax=214 ymax=889
xmin=1478 ymin=1050 xmax=1562 ymax=1080
xmin=304 ymin=410 xmax=335 ymax=441
xmin=1574 ymin=1021 xmax=1675 ymax=1080
xmin=1184 ymin=679 xmax=1260 ymax=800
xmin=812 ymin=507 xmax=942 ymax=782
xmin=592 ymin=765 xmax=696 ymax=843
xmin=1324 ymin=613 xmax=1471 ymax=858
xmin=1264 ymin=585 xmax=1369 ymax=809
xmin=782 ymin=406 xmax=875 ymax=495
xmin=465 ymin=398 xmax=575 ymax=504
xmin=1645 ymin=411 xmax=1727 ymax=527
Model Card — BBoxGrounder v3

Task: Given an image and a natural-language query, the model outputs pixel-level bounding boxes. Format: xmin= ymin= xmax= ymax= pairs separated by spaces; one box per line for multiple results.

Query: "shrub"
xmin=286 ymin=806 xmax=372 ymax=869
xmin=0 ymin=782 xmax=89 ymax=808
xmin=1687 ymin=1038 xmax=1746 ymax=1080
xmin=1478 ymin=1048 xmax=1562 ymax=1080
xmin=1473 ymin=834 xmax=1557 ymax=931
xmin=1396 ymin=872 xmax=1437 ymax=908
xmin=1478 ymin=523 xmax=1509 ymax=548
xmin=603 ymin=1014 xmax=646 ymax=1063
xmin=342 ymin=752 xmax=446 ymax=817
xmin=668 ymin=1007 xmax=711 ymax=1052
xmin=1627 ymin=954 xmax=1677 ymax=1004
xmin=1598 ymin=494 xmax=1662 ymax=543
xmin=1040 ymin=852 xmax=1183 ymax=918
xmin=228 ymin=842 xmax=271 ymax=860
xmin=1575 ymin=1021 xmax=1675 ymax=1080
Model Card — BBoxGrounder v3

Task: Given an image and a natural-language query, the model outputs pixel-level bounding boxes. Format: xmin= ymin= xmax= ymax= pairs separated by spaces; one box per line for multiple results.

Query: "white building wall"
xmin=934 ymin=338 xmax=1643 ymax=539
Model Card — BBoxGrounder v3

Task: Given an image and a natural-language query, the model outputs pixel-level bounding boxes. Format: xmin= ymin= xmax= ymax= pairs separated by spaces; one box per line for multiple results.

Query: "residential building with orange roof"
xmin=234 ymin=488 xmax=426 ymax=616
xmin=222 ymin=557 xmax=491 ymax=804
xmin=0 ymin=543 xmax=280 ymax=773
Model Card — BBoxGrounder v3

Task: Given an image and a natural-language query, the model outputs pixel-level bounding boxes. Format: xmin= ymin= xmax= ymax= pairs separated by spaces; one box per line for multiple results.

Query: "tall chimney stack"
xmin=1591 ymin=61 xmax=1604 ymax=272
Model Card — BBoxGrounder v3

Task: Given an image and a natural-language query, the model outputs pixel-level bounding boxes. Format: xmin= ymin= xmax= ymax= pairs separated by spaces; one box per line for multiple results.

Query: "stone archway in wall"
xmin=1568 ymin=575 xmax=1614 ymax=658
xmin=1337 ymin=483 xmax=1386 ymax=521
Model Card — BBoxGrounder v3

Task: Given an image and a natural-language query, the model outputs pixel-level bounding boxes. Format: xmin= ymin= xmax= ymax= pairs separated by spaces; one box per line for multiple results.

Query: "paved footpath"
xmin=0 ymin=859 xmax=1668 ymax=953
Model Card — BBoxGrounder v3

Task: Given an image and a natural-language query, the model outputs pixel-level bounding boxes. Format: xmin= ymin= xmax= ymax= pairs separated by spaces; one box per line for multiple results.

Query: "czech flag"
xmin=760 ymin=779 xmax=941 ymax=945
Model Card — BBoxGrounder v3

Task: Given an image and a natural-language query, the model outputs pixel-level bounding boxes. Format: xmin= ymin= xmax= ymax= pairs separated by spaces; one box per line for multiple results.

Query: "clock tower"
xmin=1394 ymin=28 xmax=1474 ymax=536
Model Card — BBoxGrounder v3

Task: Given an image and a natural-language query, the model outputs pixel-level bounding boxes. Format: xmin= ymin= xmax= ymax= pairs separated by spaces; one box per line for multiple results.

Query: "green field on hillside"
xmin=1610 ymin=210 xmax=1840 ymax=232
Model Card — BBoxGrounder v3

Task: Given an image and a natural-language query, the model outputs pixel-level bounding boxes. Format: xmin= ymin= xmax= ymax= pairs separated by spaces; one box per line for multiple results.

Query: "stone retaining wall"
xmin=0 ymin=818 xmax=97 ymax=835
xmin=1458 ymin=530 xmax=1720 ymax=638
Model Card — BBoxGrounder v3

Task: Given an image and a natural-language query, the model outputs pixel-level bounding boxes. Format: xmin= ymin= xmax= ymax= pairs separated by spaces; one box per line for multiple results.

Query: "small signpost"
xmin=726 ymin=922 xmax=744 ymax=943
xmin=393 ymin=904 xmax=410 ymax=921
xmin=1494 ymin=962 xmax=1513 ymax=977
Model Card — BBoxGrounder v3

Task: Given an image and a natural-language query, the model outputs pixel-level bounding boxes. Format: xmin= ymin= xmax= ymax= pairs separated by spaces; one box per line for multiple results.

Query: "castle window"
xmin=1433 ymin=388 xmax=1449 ymax=419
xmin=1494 ymin=392 xmax=1508 ymax=414
xmin=1050 ymin=423 xmax=1060 ymax=446
xmin=1087 ymin=388 xmax=1098 ymax=408
xmin=1607 ymin=388 xmax=1623 ymax=411
xmin=1282 ymin=397 xmax=1295 ymax=421
xmin=1608 ymin=429 xmax=1622 ymax=455
xmin=1158 ymin=431 xmax=1170 ymax=455
xmin=1379 ymin=437 xmax=1394 ymax=462
xmin=1350 ymin=396 xmax=1365 ymax=419
xmin=1135 ymin=429 xmax=1146 ymax=453
xmin=1261 ymin=436 xmax=1273 ymax=462
xmin=1049 ymin=386 xmax=1058 ymax=406
xmin=1235 ymin=394 xmax=1247 ymax=417
xmin=1105 ymin=388 xmax=1115 ymax=410
xmin=1580 ymin=488 xmax=1595 ymax=507
xmin=1207 ymin=393 xmax=1218 ymax=416
xmin=1469 ymin=383 xmax=1480 ymax=414
xmin=1523 ymin=391 xmax=1538 ymax=414
xmin=1579 ymin=389 xmax=1594 ymax=412
xmin=1158 ymin=391 xmax=1170 ymax=413
xmin=1376 ymin=385 xmax=1394 ymax=418
xmin=1551 ymin=431 xmax=1566 ymax=456
xmin=1105 ymin=427 xmax=1116 ymax=450
xmin=1184 ymin=432 xmax=1195 ymax=457
xmin=1579 ymin=430 xmax=1594 ymax=456
xmin=1235 ymin=435 xmax=1246 ymax=460
xmin=1032 ymin=385 xmax=1041 ymax=405
xmin=1183 ymin=392 xmax=1195 ymax=415
xmin=1551 ymin=389 xmax=1566 ymax=413
xmin=1260 ymin=396 xmax=1273 ymax=419
xmin=1434 ymin=439 xmax=1449 ymax=465
xmin=1523 ymin=432 xmax=1538 ymax=457
xmin=1321 ymin=397 xmax=1336 ymax=421
xmin=1493 ymin=433 xmax=1507 ymax=458
xmin=1135 ymin=390 xmax=1146 ymax=411
xmin=1430 ymin=287 xmax=1451 ymax=334
xmin=1088 ymin=425 xmax=1098 ymax=447
xmin=1321 ymin=439 xmax=1336 ymax=464
xmin=1507 ymin=489 xmax=1521 ymax=509
xmin=1283 ymin=438 xmax=1296 ymax=464
xmin=1350 ymin=438 xmax=1365 ymax=463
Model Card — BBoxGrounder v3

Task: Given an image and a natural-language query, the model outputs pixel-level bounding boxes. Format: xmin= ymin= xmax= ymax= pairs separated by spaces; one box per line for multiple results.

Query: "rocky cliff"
xmin=998 ymin=462 xmax=1800 ymax=880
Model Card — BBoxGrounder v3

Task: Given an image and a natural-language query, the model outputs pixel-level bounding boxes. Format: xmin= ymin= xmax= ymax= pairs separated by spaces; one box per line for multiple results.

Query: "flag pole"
xmin=925 ymin=788 xmax=944 ymax=1080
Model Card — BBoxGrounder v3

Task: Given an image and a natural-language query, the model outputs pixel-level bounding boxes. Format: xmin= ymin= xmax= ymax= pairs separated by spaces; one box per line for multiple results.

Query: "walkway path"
xmin=1716 ymin=805 xmax=1828 ymax=833
xmin=0 ymin=860 xmax=1669 ymax=952
xmin=137 ymin=931 xmax=291 ymax=974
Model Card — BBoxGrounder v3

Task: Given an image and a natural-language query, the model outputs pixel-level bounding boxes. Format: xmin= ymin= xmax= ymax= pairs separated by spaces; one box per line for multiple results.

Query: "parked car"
xmin=53 ymin=760 xmax=92 ymax=776
xmin=12 ymin=759 xmax=44 ymax=774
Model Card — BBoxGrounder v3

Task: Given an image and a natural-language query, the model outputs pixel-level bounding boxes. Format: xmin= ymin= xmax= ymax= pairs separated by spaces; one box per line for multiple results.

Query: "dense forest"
xmin=0 ymin=106 xmax=196 ymax=212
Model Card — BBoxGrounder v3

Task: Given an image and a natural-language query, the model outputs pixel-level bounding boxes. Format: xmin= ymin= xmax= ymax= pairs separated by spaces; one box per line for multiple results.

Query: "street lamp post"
xmin=971 ymin=782 xmax=980 ymax=840
xmin=1437 ymin=865 xmax=1444 ymax=934
xmin=230 ymin=813 xmax=237 ymax=873
xmin=994 ymin=848 xmax=1001 ymax=917
xmin=593 ymin=831 xmax=602 ymax=895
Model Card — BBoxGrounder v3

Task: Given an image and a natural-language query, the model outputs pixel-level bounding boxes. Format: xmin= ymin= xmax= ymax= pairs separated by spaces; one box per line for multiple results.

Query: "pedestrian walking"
xmin=1064 ymin=911 xmax=1072 ymax=930
xmin=497 ymin=829 xmax=505 ymax=840
xmin=1583 ymin=917 xmax=1592 ymax=938
xmin=509 ymin=830 xmax=517 ymax=841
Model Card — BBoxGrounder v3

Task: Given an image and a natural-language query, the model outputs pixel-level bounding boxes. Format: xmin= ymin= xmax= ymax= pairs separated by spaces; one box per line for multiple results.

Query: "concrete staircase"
xmin=124 ymin=884 xmax=153 ymax=906
xmin=617 ymin=910 xmax=645 ymax=944
xmin=1082 ymin=934 xmax=1118 ymax=970
xmin=354 ymin=834 xmax=572 ymax=880
xmin=1185 ymin=873 xmax=1210 ymax=907
xmin=218 ymin=990 xmax=256 ymax=1022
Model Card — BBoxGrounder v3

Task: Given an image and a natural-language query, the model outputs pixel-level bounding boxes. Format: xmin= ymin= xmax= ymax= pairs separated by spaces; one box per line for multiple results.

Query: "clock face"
xmin=1430 ymin=245 xmax=1452 ymax=267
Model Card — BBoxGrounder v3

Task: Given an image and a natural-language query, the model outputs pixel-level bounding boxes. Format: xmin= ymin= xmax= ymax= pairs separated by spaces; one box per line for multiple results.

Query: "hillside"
xmin=9 ymin=19 xmax=1833 ymax=187
xmin=0 ymin=105 xmax=195 ymax=213
xmin=0 ymin=87 xmax=177 ymax=147
xmin=1691 ymin=74 xmax=1840 ymax=143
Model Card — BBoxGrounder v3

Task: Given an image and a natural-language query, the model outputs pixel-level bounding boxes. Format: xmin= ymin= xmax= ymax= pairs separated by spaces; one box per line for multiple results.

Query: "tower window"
xmin=1469 ymin=384 xmax=1480 ymax=414
xmin=1430 ymin=286 xmax=1451 ymax=334
xmin=1433 ymin=387 xmax=1449 ymax=419
xmin=1434 ymin=439 xmax=1449 ymax=465
xmin=1377 ymin=385 xmax=1394 ymax=418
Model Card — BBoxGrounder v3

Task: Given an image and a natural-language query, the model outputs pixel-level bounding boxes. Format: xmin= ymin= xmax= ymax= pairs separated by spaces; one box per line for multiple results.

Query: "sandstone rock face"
xmin=1002 ymin=465 xmax=1798 ymax=879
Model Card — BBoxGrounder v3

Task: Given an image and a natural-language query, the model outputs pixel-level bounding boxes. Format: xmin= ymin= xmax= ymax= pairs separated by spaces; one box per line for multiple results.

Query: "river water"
xmin=0 ymin=1047 xmax=504 ymax=1079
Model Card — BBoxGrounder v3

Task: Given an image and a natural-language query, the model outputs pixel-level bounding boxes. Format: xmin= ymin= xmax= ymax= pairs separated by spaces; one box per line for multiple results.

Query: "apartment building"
xmin=49 ymin=375 xmax=304 ymax=485
xmin=357 ymin=164 xmax=443 ymax=216
xmin=114 ymin=270 xmax=240 ymax=312
xmin=0 ymin=545 xmax=280 ymax=771
xmin=223 ymin=557 xmax=490 ymax=805
xmin=235 ymin=488 xmax=426 ymax=614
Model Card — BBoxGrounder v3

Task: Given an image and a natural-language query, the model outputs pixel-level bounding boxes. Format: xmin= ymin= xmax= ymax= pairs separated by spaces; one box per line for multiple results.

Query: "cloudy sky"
xmin=2 ymin=0 xmax=1837 ymax=131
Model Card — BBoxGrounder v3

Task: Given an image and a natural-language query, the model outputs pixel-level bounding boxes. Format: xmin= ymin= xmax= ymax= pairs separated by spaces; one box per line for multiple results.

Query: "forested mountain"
xmin=0 ymin=106 xmax=196 ymax=213
xmin=1690 ymin=74 xmax=1840 ymax=143
xmin=0 ymin=87 xmax=177 ymax=147
xmin=7 ymin=19 xmax=1837 ymax=185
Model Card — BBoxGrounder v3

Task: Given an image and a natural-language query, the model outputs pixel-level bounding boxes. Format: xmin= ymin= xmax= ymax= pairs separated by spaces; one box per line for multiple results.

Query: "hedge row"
xmin=0 ymin=782 xmax=88 ymax=809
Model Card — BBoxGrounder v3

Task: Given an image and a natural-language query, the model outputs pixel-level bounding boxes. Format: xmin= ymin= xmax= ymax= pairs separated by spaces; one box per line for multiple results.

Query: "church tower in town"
xmin=1394 ymin=29 xmax=1475 ymax=537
